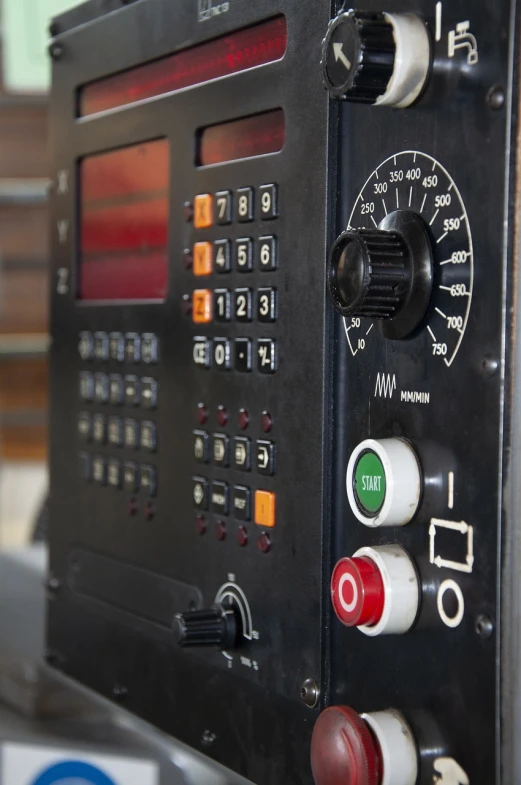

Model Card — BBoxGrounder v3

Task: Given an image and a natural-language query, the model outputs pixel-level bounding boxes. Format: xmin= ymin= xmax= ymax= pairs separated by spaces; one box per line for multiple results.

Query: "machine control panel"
xmin=47 ymin=1 xmax=521 ymax=784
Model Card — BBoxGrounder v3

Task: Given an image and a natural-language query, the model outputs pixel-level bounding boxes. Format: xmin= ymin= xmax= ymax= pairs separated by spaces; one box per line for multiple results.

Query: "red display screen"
xmin=198 ymin=109 xmax=285 ymax=166
xmin=79 ymin=139 xmax=169 ymax=301
xmin=79 ymin=16 xmax=287 ymax=117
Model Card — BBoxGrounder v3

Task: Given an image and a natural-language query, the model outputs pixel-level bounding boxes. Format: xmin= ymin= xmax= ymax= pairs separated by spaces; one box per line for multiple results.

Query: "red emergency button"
xmin=331 ymin=556 xmax=385 ymax=628
xmin=310 ymin=706 xmax=382 ymax=785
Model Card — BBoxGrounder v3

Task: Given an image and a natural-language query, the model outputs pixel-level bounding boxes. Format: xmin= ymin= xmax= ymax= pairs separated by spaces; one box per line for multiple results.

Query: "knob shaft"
xmin=173 ymin=603 xmax=239 ymax=649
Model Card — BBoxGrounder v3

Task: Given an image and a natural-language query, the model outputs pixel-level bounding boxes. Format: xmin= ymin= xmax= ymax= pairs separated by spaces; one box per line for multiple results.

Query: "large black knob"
xmin=321 ymin=10 xmax=431 ymax=108
xmin=328 ymin=211 xmax=433 ymax=340
xmin=173 ymin=603 xmax=239 ymax=649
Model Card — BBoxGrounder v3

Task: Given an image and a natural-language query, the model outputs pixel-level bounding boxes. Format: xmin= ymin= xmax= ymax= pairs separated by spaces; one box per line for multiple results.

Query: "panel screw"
xmin=49 ymin=21 xmax=60 ymax=37
xmin=112 ymin=684 xmax=128 ymax=700
xmin=44 ymin=648 xmax=61 ymax=666
xmin=301 ymin=678 xmax=320 ymax=709
xmin=45 ymin=575 xmax=61 ymax=593
xmin=487 ymin=86 xmax=505 ymax=110
xmin=475 ymin=614 xmax=494 ymax=638
xmin=201 ymin=729 xmax=217 ymax=746
xmin=48 ymin=42 xmax=63 ymax=61
xmin=482 ymin=356 xmax=499 ymax=376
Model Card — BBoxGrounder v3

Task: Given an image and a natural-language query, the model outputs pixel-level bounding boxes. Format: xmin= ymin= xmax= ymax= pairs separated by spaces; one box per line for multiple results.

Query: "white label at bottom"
xmin=1 ymin=743 xmax=158 ymax=785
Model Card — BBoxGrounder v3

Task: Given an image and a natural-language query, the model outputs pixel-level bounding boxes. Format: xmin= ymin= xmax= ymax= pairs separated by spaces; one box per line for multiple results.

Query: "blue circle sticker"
xmin=31 ymin=760 xmax=117 ymax=785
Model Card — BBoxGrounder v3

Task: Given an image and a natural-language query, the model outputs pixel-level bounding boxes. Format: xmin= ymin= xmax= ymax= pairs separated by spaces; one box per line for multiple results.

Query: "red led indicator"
xmin=80 ymin=16 xmax=287 ymax=117
xmin=198 ymin=109 xmax=285 ymax=166
xmin=79 ymin=139 xmax=169 ymax=301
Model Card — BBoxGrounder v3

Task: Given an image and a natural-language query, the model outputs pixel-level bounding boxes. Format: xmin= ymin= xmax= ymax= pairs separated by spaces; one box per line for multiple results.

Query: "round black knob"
xmin=328 ymin=211 xmax=433 ymax=340
xmin=173 ymin=603 xmax=239 ymax=649
xmin=329 ymin=228 xmax=410 ymax=318
xmin=321 ymin=10 xmax=395 ymax=103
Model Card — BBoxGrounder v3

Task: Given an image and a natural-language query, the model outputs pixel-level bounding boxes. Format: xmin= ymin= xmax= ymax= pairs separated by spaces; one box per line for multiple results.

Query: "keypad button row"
xmin=193 ymin=184 xmax=278 ymax=229
xmin=192 ymin=478 xmax=276 ymax=527
xmin=194 ymin=432 xmax=275 ymax=475
xmin=193 ymin=236 xmax=277 ymax=275
xmin=80 ymin=452 xmax=156 ymax=495
xmin=79 ymin=331 xmax=158 ymax=364
xmin=78 ymin=413 xmax=156 ymax=452
xmin=193 ymin=337 xmax=277 ymax=373
xmin=79 ymin=373 xmax=157 ymax=408
xmin=193 ymin=287 xmax=277 ymax=324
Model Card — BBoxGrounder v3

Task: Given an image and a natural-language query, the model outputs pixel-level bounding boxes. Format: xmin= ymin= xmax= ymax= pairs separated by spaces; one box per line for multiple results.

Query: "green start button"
xmin=354 ymin=450 xmax=386 ymax=514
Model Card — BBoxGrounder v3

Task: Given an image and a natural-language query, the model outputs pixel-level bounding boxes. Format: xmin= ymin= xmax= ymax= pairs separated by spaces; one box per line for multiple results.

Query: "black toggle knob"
xmin=321 ymin=10 xmax=396 ymax=103
xmin=173 ymin=603 xmax=239 ymax=649
xmin=321 ymin=10 xmax=431 ymax=108
xmin=328 ymin=211 xmax=434 ymax=340
xmin=328 ymin=228 xmax=410 ymax=319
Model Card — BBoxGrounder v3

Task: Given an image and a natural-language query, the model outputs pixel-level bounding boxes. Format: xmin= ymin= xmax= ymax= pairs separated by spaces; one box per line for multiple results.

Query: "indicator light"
xmin=331 ymin=546 xmax=420 ymax=636
xmin=311 ymin=706 xmax=418 ymax=785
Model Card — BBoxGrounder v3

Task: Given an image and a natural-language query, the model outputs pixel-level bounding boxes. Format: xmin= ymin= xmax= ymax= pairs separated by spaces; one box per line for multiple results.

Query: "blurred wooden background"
xmin=0 ymin=100 xmax=49 ymax=460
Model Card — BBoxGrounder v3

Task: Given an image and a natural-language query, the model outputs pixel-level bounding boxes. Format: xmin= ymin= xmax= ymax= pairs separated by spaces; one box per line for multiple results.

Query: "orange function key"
xmin=254 ymin=490 xmax=276 ymax=528
xmin=192 ymin=289 xmax=212 ymax=324
xmin=193 ymin=241 xmax=213 ymax=276
xmin=194 ymin=194 xmax=213 ymax=229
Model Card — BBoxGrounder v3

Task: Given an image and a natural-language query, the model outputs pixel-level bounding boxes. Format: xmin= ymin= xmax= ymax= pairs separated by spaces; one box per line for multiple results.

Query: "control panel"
xmin=47 ymin=1 xmax=521 ymax=784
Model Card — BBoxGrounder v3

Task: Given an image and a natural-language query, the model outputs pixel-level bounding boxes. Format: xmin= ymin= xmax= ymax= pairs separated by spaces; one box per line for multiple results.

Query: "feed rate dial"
xmin=328 ymin=151 xmax=473 ymax=368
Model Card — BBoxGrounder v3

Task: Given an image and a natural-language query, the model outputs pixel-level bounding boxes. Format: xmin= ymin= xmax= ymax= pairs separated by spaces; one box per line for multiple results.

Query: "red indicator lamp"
xmin=311 ymin=706 xmax=419 ymax=785
xmin=330 ymin=546 xmax=420 ymax=636
xmin=310 ymin=706 xmax=382 ymax=785
xmin=331 ymin=556 xmax=385 ymax=628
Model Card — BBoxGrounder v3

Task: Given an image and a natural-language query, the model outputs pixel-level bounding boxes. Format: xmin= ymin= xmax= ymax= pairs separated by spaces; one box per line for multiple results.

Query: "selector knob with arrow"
xmin=173 ymin=603 xmax=239 ymax=649
xmin=328 ymin=210 xmax=433 ymax=340
xmin=321 ymin=9 xmax=431 ymax=108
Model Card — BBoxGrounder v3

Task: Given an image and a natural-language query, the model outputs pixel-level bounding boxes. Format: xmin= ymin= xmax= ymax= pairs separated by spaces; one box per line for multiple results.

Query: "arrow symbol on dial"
xmin=333 ymin=42 xmax=352 ymax=71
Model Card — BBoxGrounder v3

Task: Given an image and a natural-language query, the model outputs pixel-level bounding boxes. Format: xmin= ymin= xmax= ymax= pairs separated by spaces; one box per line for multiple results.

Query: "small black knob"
xmin=328 ymin=211 xmax=434 ymax=339
xmin=328 ymin=228 xmax=410 ymax=319
xmin=321 ymin=10 xmax=396 ymax=103
xmin=173 ymin=603 xmax=239 ymax=649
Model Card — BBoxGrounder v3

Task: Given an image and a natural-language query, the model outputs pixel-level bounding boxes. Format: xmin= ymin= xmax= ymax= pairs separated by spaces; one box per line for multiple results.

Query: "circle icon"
xmin=437 ymin=579 xmax=465 ymax=628
xmin=31 ymin=760 xmax=116 ymax=785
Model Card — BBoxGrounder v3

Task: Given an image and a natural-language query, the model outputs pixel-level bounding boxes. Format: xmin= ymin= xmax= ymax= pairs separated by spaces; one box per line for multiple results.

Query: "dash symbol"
xmin=427 ymin=325 xmax=437 ymax=342
xmin=437 ymin=231 xmax=449 ymax=244
xmin=382 ymin=198 xmax=388 ymax=215
xmin=409 ymin=186 xmax=413 ymax=207
xmin=448 ymin=471 xmax=454 ymax=509
xmin=435 ymin=307 xmax=447 ymax=318
xmin=420 ymin=193 xmax=428 ymax=213
xmin=429 ymin=208 xmax=440 ymax=226
xmin=396 ymin=188 xmax=399 ymax=208
xmin=371 ymin=215 xmax=378 ymax=228
xmin=435 ymin=2 xmax=442 ymax=41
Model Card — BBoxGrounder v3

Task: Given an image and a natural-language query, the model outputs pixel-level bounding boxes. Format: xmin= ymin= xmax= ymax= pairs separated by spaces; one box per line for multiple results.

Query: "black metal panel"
xmin=329 ymin=1 xmax=519 ymax=784
xmin=47 ymin=0 xmax=521 ymax=783
xmin=48 ymin=2 xmax=331 ymax=784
